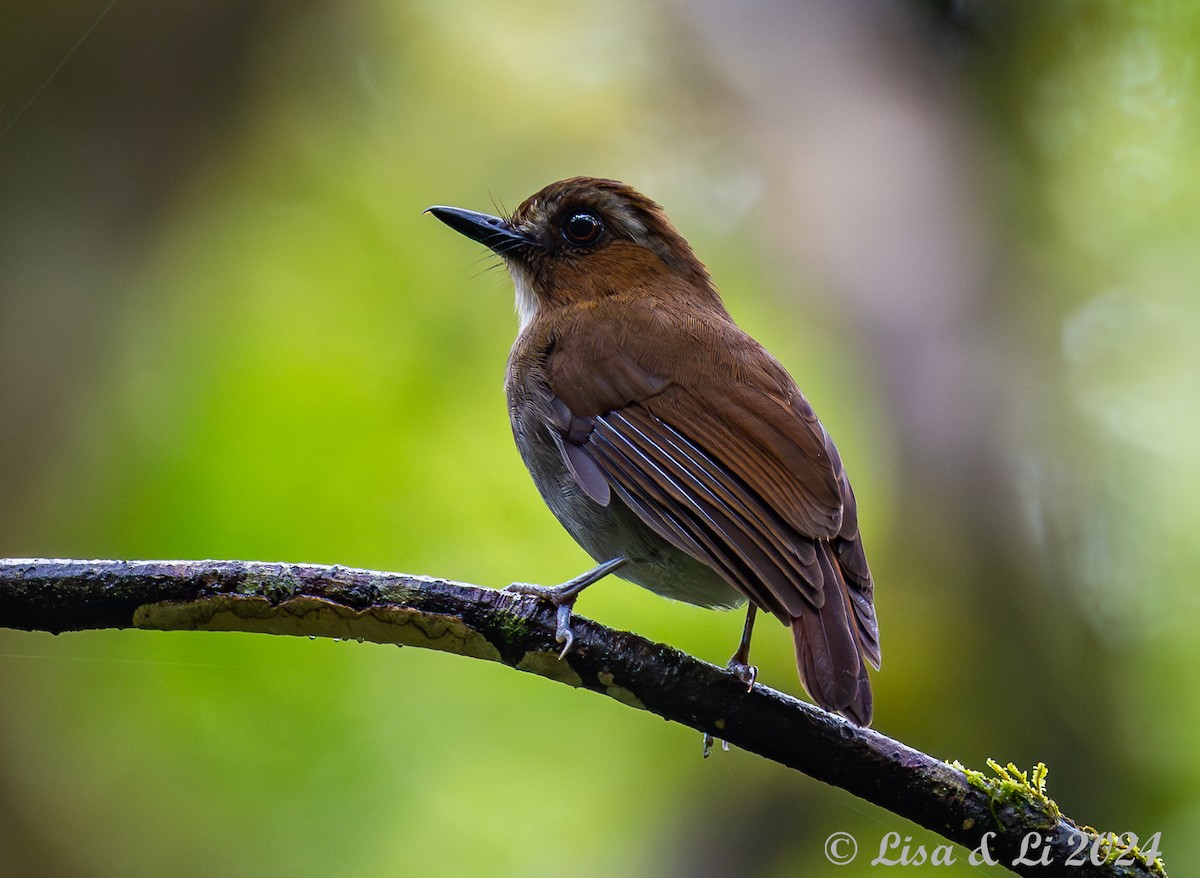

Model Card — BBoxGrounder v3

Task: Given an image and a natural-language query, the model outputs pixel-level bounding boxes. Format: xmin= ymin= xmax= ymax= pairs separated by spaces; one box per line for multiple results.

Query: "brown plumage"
xmin=427 ymin=177 xmax=880 ymax=725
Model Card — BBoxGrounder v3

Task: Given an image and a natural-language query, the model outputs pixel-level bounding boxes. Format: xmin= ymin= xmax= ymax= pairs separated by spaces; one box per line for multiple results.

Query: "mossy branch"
xmin=0 ymin=558 xmax=1167 ymax=878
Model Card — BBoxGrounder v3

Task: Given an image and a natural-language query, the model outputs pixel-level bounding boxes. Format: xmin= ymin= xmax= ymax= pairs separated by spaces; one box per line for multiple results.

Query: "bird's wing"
xmin=541 ymin=308 xmax=851 ymax=622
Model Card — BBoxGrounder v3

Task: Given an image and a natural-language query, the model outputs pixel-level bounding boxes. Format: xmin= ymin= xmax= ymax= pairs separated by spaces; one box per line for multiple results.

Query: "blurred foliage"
xmin=1 ymin=1 xmax=1198 ymax=876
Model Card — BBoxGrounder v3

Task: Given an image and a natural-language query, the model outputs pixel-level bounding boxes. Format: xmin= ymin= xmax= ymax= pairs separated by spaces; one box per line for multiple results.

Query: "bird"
xmin=426 ymin=177 xmax=880 ymax=725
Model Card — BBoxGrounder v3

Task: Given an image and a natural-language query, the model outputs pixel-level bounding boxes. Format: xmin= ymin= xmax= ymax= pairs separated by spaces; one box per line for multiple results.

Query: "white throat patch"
xmin=508 ymin=263 xmax=539 ymax=332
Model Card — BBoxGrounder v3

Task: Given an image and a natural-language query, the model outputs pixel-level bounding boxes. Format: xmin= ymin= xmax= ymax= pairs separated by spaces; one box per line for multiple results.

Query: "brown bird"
xmin=427 ymin=177 xmax=880 ymax=724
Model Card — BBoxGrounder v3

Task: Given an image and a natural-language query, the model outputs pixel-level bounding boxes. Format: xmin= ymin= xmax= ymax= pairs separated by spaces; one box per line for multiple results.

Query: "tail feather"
xmin=832 ymin=476 xmax=881 ymax=671
xmin=833 ymin=534 xmax=881 ymax=670
xmin=792 ymin=540 xmax=876 ymax=725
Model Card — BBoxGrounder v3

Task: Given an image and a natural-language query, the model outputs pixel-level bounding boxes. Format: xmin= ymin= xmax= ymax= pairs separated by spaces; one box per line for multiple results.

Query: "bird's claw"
xmin=504 ymin=581 xmax=578 ymax=659
xmin=555 ymin=603 xmax=575 ymax=658
xmin=728 ymin=660 xmax=758 ymax=692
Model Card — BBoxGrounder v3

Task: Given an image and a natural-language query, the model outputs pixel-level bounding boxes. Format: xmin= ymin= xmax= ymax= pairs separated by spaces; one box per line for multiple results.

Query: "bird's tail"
xmin=792 ymin=540 xmax=879 ymax=726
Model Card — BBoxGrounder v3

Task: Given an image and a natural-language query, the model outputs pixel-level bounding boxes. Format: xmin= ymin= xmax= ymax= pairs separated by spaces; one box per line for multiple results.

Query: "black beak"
xmin=425 ymin=206 xmax=533 ymax=255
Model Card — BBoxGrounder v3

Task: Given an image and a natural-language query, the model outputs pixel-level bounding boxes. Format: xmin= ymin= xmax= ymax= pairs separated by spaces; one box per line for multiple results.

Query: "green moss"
xmin=1075 ymin=826 xmax=1168 ymax=876
xmin=954 ymin=759 xmax=1061 ymax=826
xmin=493 ymin=609 xmax=530 ymax=644
xmin=234 ymin=567 xmax=302 ymax=603
xmin=947 ymin=759 xmax=1167 ymax=875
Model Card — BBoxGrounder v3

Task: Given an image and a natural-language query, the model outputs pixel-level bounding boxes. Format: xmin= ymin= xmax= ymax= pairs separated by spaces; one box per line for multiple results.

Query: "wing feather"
xmin=601 ymin=410 xmax=819 ymax=613
xmin=589 ymin=428 xmax=766 ymax=606
xmin=654 ymin=392 xmax=843 ymax=538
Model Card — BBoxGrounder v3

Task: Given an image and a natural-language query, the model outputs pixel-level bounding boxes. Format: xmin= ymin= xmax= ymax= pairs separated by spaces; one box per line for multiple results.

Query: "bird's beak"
xmin=425 ymin=206 xmax=533 ymax=255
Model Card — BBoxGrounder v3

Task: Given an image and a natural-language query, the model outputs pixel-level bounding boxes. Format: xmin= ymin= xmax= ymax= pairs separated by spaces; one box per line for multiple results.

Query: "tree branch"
xmin=0 ymin=558 xmax=1167 ymax=877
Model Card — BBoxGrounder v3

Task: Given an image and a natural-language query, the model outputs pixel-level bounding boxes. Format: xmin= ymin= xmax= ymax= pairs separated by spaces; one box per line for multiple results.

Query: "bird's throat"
xmin=508 ymin=263 xmax=539 ymax=332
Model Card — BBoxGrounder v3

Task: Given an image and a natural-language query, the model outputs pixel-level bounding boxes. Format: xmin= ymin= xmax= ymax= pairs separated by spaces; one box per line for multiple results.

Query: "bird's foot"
xmin=727 ymin=658 xmax=758 ymax=692
xmin=504 ymin=581 xmax=579 ymax=659
xmin=504 ymin=557 xmax=627 ymax=660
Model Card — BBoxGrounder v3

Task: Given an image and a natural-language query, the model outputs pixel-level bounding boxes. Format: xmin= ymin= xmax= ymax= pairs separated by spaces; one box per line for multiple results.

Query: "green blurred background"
xmin=2 ymin=1 xmax=1198 ymax=875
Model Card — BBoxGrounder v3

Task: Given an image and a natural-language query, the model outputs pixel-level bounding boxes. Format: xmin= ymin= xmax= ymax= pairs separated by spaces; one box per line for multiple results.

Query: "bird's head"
xmin=427 ymin=177 xmax=721 ymax=329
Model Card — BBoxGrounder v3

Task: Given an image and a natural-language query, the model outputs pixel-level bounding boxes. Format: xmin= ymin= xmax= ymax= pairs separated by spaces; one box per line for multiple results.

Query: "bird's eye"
xmin=561 ymin=211 xmax=604 ymax=246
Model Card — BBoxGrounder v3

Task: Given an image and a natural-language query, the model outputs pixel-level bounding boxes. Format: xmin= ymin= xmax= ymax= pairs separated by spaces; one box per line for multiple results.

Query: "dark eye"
xmin=561 ymin=211 xmax=604 ymax=246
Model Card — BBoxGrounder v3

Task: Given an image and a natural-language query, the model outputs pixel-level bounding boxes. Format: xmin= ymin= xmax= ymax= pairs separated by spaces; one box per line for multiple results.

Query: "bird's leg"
xmin=506 ymin=556 xmax=628 ymax=658
xmin=703 ymin=606 xmax=761 ymax=757
xmin=728 ymin=604 xmax=758 ymax=690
